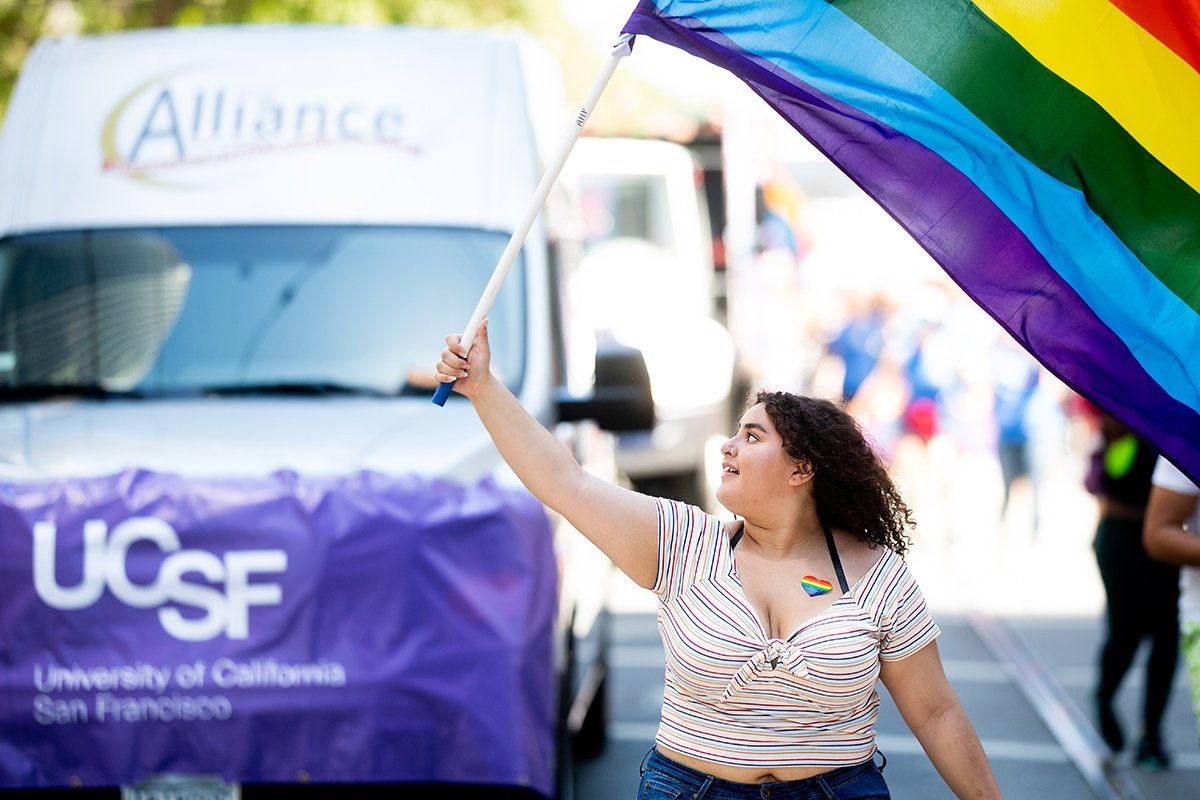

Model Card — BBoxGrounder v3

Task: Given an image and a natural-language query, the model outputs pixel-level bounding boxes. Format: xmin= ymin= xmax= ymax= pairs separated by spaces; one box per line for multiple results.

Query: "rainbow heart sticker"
xmin=801 ymin=576 xmax=833 ymax=597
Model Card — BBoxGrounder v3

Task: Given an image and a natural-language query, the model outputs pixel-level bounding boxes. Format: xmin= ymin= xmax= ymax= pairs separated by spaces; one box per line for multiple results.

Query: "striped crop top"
xmin=651 ymin=498 xmax=940 ymax=768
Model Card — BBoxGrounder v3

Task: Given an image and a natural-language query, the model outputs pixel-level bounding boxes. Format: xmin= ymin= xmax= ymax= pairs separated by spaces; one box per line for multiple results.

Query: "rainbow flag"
xmin=623 ymin=0 xmax=1200 ymax=483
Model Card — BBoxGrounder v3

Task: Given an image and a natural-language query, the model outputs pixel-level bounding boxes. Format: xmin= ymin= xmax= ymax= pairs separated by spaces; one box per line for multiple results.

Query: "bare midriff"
xmin=1097 ymin=496 xmax=1146 ymax=522
xmin=656 ymin=744 xmax=839 ymax=783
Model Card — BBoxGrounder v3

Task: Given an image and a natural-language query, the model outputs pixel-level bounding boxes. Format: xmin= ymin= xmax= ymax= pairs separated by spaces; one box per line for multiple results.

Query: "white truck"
xmin=568 ymin=137 xmax=735 ymax=507
xmin=0 ymin=25 xmax=651 ymax=799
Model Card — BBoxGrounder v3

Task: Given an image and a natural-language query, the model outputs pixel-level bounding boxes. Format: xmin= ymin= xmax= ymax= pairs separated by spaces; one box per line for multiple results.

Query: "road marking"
xmin=611 ymin=646 xmax=664 ymax=668
xmin=969 ymin=612 xmax=1147 ymax=800
xmin=1040 ymin=665 xmax=1192 ymax=692
xmin=609 ymin=723 xmax=1068 ymax=763
xmin=610 ymin=721 xmax=660 ymax=741
xmin=613 ymin=645 xmax=1193 ymax=693
xmin=939 ymin=659 xmax=1010 ymax=683
xmin=876 ymin=734 xmax=1069 ymax=764
xmin=614 ymin=646 xmax=1011 ymax=683
xmin=1171 ymin=752 xmax=1200 ymax=770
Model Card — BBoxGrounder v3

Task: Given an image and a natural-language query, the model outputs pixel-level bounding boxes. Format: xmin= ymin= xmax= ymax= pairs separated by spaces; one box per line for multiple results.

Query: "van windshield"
xmin=0 ymin=226 xmax=524 ymax=399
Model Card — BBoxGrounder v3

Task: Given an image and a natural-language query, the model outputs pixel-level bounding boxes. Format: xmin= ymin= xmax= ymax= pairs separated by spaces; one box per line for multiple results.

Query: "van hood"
xmin=0 ymin=397 xmax=502 ymax=482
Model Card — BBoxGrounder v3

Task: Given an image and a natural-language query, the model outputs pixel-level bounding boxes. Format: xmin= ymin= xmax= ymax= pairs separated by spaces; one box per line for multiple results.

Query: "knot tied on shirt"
xmin=718 ymin=639 xmax=809 ymax=704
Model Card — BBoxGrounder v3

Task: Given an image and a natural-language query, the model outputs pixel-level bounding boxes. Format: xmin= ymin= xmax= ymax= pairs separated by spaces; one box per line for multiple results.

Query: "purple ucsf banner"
xmin=0 ymin=468 xmax=557 ymax=794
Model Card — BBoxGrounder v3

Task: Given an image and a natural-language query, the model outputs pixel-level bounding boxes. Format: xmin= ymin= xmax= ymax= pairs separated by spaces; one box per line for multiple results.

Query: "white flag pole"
xmin=432 ymin=33 xmax=635 ymax=406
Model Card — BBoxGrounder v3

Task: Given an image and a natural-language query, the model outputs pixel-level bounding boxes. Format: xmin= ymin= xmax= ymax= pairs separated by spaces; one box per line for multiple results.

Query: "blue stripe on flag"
xmin=640 ymin=0 xmax=1200 ymax=413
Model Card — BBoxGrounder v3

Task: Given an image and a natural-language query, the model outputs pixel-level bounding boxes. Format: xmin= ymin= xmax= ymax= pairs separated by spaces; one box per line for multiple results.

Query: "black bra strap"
xmin=823 ymin=523 xmax=850 ymax=593
xmin=729 ymin=522 xmax=850 ymax=594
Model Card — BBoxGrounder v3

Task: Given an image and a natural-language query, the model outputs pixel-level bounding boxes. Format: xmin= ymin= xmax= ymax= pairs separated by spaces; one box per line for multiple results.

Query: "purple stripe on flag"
xmin=624 ymin=2 xmax=1200 ymax=482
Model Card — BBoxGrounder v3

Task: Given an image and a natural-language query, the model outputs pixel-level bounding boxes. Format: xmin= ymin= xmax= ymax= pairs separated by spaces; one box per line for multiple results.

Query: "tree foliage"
xmin=0 ymin=0 xmax=553 ymax=119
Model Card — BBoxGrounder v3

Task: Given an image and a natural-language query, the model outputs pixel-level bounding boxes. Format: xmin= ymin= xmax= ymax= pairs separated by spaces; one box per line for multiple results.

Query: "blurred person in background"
xmin=1143 ymin=457 xmax=1200 ymax=753
xmin=891 ymin=306 xmax=961 ymax=535
xmin=756 ymin=174 xmax=810 ymax=262
xmin=1086 ymin=413 xmax=1179 ymax=769
xmin=826 ymin=294 xmax=887 ymax=404
xmin=732 ymin=171 xmax=811 ymax=393
xmin=894 ymin=293 xmax=960 ymax=451
xmin=899 ymin=323 xmax=941 ymax=445
xmin=992 ymin=339 xmax=1040 ymax=535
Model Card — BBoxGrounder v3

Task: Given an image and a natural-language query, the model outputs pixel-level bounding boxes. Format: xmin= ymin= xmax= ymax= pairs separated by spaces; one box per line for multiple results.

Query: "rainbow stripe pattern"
xmin=802 ymin=575 xmax=834 ymax=597
xmin=623 ymin=0 xmax=1200 ymax=483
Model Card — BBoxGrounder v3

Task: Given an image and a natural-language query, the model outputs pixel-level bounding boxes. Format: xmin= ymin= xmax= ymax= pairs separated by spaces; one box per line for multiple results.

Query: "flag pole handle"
xmin=432 ymin=33 xmax=635 ymax=406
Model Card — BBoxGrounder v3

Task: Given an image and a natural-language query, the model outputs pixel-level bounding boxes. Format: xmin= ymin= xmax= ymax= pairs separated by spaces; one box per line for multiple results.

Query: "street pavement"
xmin=572 ymin=441 xmax=1199 ymax=798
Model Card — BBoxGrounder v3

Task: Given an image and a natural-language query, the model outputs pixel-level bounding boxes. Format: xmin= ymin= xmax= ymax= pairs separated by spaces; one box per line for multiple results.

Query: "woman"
xmin=436 ymin=321 xmax=1002 ymax=799
xmin=1086 ymin=415 xmax=1178 ymax=768
xmin=1143 ymin=457 xmax=1200 ymax=758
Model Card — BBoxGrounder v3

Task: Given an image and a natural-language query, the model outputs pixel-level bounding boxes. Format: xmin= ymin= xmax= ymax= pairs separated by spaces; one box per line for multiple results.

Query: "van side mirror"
xmin=557 ymin=344 xmax=655 ymax=432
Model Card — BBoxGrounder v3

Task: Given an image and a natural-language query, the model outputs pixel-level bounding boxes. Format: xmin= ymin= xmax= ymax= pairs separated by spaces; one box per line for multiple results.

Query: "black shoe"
xmin=1135 ymin=737 xmax=1172 ymax=771
xmin=1095 ymin=697 xmax=1124 ymax=753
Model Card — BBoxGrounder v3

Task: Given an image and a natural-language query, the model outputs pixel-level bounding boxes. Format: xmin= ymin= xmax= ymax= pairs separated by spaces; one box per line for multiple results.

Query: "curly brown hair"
xmin=753 ymin=390 xmax=915 ymax=556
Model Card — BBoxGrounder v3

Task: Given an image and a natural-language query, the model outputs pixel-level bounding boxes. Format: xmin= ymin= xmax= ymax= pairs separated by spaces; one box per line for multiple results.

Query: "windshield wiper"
xmin=200 ymin=381 xmax=392 ymax=398
xmin=0 ymin=383 xmax=149 ymax=402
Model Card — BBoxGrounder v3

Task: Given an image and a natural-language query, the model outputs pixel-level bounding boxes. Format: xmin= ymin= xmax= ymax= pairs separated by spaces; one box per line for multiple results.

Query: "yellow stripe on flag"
xmin=973 ymin=0 xmax=1200 ymax=195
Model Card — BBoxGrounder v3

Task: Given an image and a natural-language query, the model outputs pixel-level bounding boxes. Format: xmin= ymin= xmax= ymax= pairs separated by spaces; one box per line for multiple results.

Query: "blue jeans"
xmin=636 ymin=747 xmax=890 ymax=800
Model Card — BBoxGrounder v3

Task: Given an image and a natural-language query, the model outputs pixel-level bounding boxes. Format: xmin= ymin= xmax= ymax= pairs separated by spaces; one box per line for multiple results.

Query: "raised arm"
xmin=437 ymin=320 xmax=660 ymax=589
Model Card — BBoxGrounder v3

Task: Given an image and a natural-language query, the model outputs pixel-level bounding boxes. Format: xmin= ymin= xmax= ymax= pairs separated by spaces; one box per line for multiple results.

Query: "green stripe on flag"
xmin=830 ymin=0 xmax=1200 ymax=312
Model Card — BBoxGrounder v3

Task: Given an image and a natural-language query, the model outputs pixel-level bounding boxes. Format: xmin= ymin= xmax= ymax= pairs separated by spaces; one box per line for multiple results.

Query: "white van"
xmin=568 ymin=137 xmax=735 ymax=506
xmin=0 ymin=26 xmax=651 ymax=799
